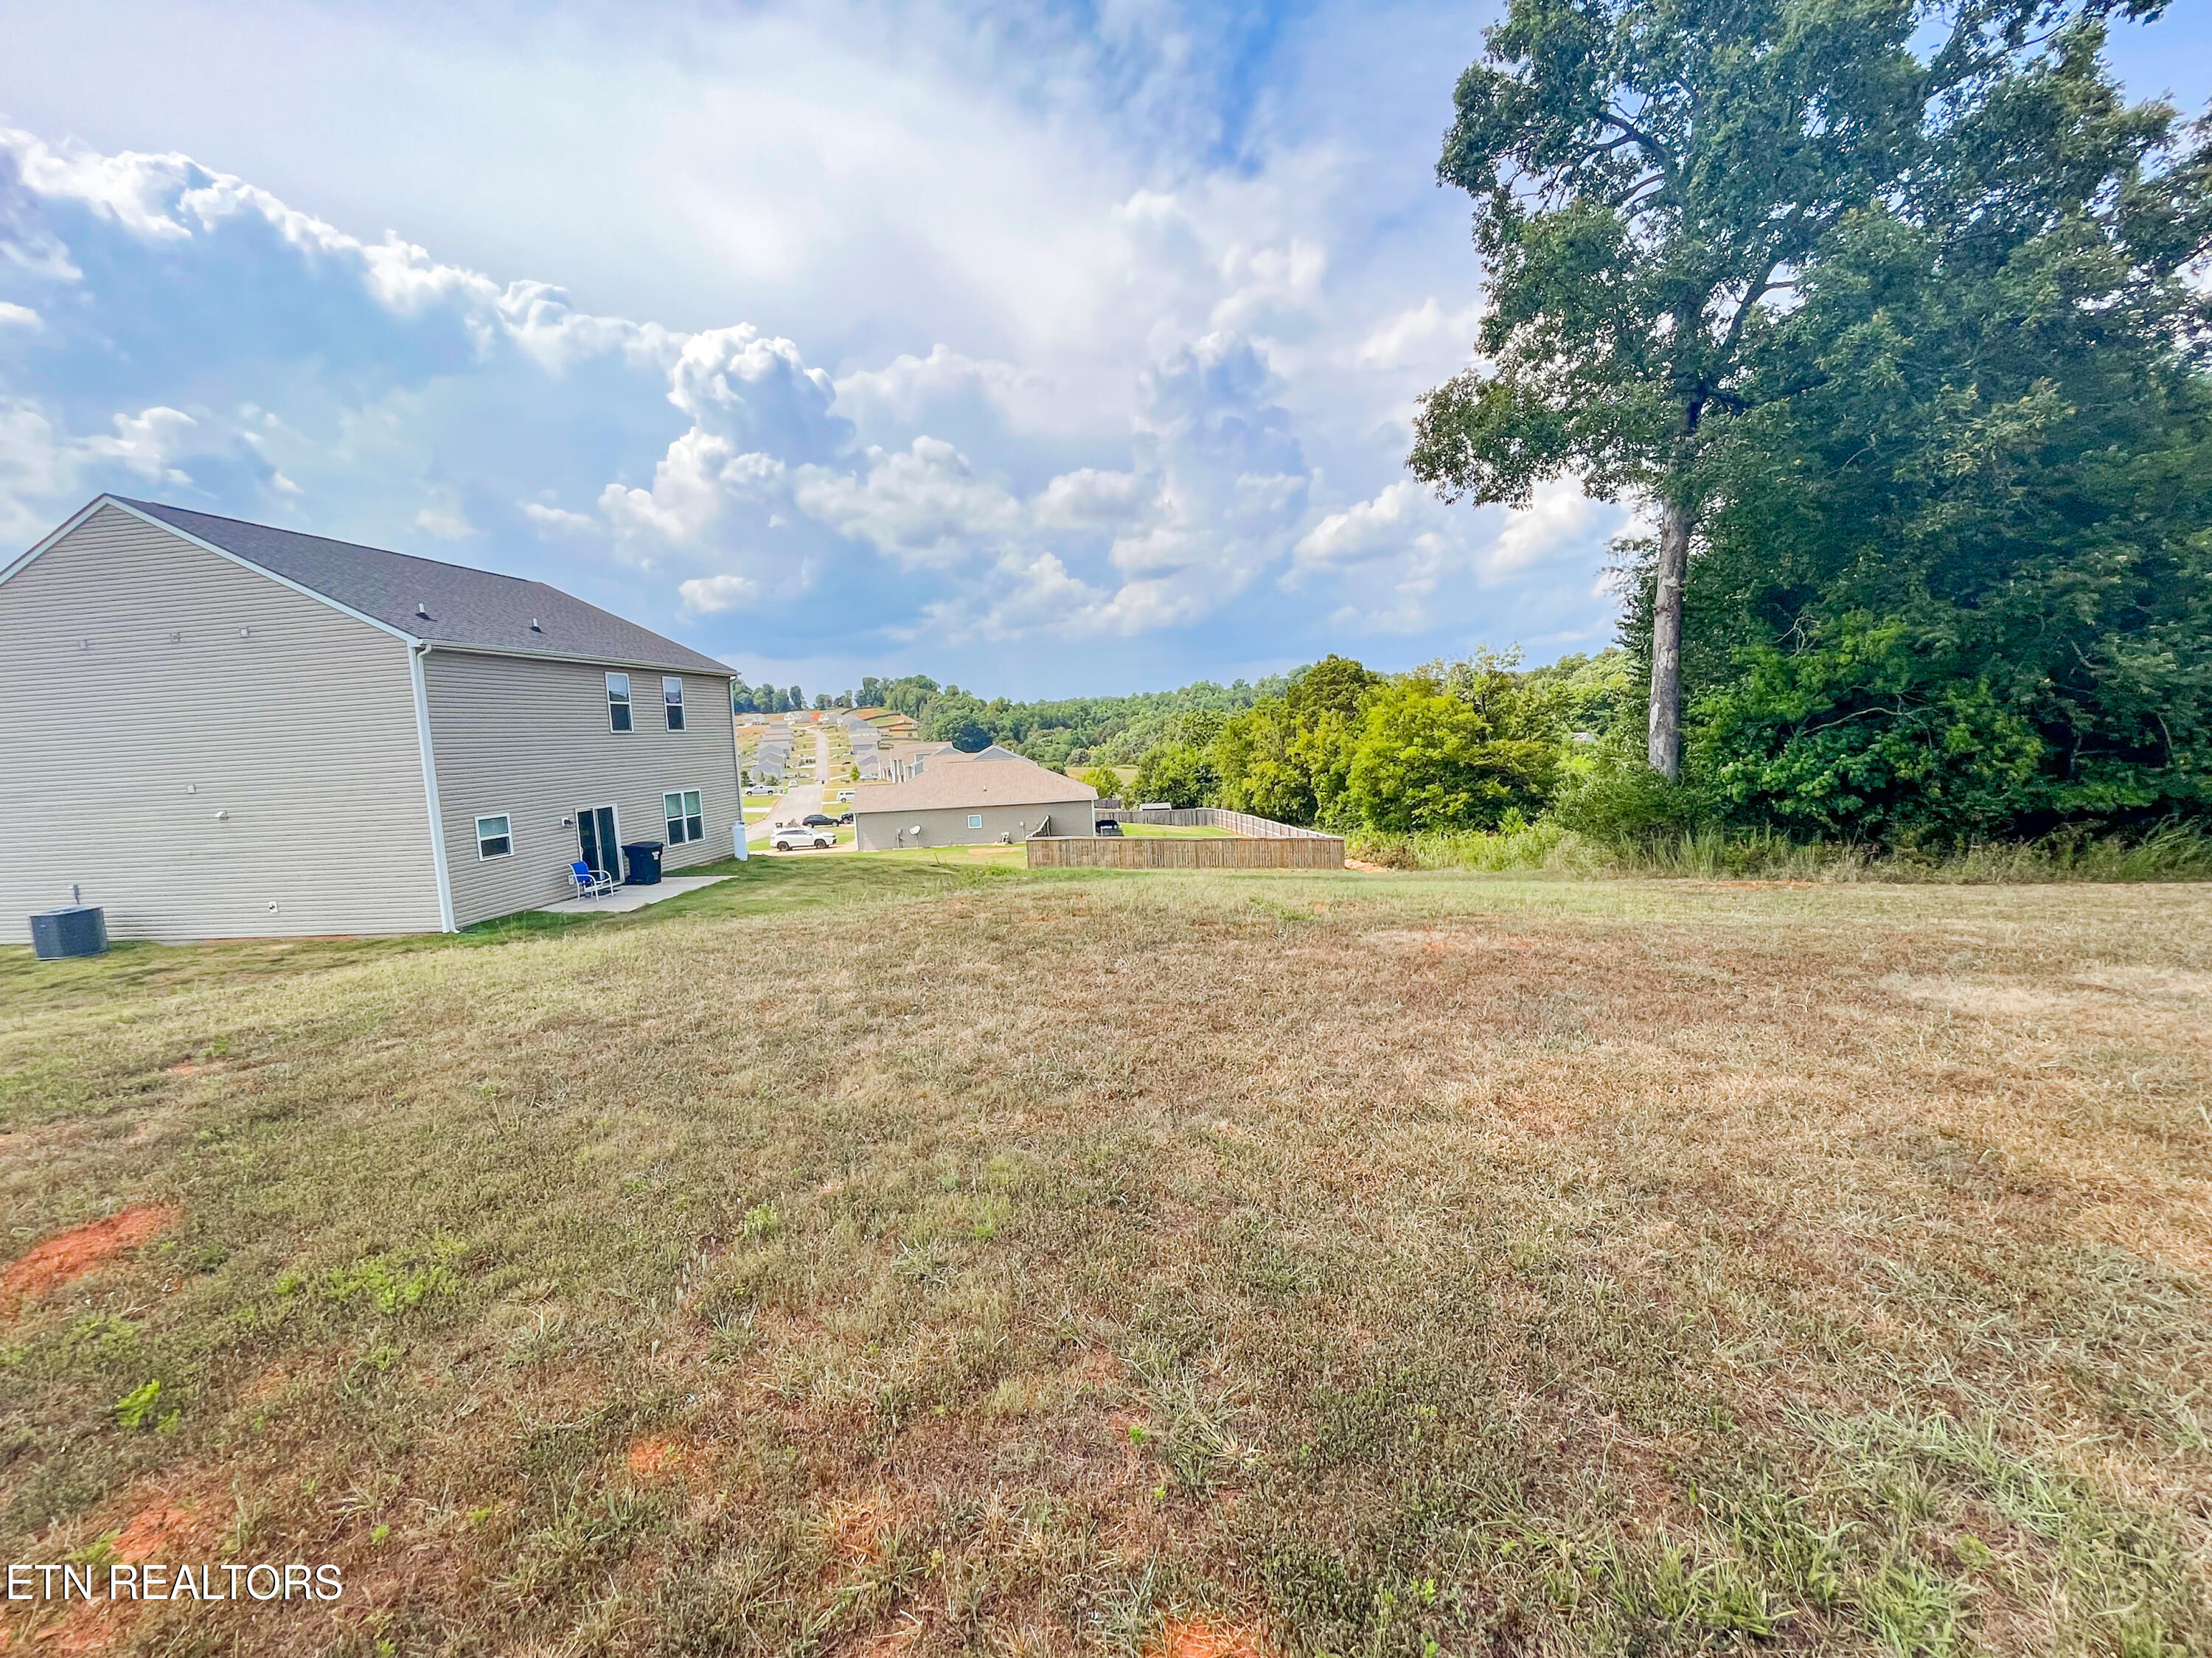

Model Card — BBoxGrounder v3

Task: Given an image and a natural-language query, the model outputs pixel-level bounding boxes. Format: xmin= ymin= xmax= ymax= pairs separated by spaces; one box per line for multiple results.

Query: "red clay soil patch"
xmin=1 ymin=1603 xmax=135 ymax=1657
xmin=112 ymin=1502 xmax=206 ymax=1561
xmin=848 ymin=1625 xmax=921 ymax=1657
xmin=625 ymin=1434 xmax=707 ymax=1480
xmin=1 ymin=1205 xmax=181 ymax=1310
xmin=0 ymin=1497 xmax=215 ymax=1654
xmin=1157 ymin=1618 xmax=1273 ymax=1658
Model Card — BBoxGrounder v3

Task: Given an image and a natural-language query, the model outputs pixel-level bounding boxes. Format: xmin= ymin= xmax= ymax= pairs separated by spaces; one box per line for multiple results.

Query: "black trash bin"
xmin=620 ymin=841 xmax=665 ymax=885
xmin=31 ymin=905 xmax=108 ymax=960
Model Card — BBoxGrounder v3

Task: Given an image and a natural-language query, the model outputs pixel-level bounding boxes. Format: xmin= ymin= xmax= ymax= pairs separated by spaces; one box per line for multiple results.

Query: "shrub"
xmin=1551 ymin=749 xmax=1710 ymax=843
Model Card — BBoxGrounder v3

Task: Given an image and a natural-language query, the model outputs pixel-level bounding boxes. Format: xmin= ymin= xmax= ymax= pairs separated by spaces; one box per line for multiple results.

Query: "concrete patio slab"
xmin=537 ymin=874 xmax=728 ymax=916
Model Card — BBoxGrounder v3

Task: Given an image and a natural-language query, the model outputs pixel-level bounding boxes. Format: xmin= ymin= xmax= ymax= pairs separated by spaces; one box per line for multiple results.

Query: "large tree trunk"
xmin=1646 ymin=495 xmax=1691 ymax=780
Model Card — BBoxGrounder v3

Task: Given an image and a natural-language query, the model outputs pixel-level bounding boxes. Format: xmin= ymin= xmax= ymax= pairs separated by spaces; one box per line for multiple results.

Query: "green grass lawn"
xmin=2 ymin=864 xmax=2208 ymax=1654
xmin=1112 ymin=823 xmax=1237 ymax=839
xmin=862 ymin=843 xmax=1029 ymax=871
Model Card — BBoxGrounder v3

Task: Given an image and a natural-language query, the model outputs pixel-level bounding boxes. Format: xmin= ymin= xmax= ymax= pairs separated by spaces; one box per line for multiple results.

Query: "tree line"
xmin=844 ymin=673 xmax=1293 ymax=773
xmin=1116 ymin=651 xmax=1632 ymax=833
xmin=1402 ymin=0 xmax=2207 ymax=845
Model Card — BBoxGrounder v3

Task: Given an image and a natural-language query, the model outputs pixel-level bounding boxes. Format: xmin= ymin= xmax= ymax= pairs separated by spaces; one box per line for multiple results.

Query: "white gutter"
xmin=408 ymin=641 xmax=458 ymax=933
xmin=386 ymin=638 xmax=735 ymax=678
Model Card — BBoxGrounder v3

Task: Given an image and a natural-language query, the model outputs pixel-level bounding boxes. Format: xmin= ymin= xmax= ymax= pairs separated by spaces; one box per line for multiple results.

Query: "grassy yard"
xmin=1 ymin=864 xmax=2207 ymax=1655
xmin=1112 ymin=824 xmax=1238 ymax=840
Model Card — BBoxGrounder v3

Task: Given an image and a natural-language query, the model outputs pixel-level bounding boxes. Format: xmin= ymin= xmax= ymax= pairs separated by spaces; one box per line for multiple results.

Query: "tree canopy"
xmin=1411 ymin=0 xmax=2208 ymax=837
xmin=1408 ymin=0 xmax=2186 ymax=784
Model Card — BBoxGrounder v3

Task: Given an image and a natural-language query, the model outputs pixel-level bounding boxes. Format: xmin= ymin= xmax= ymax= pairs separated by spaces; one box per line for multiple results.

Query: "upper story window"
xmin=606 ymin=672 xmax=632 ymax=732
xmin=663 ymin=676 xmax=686 ymax=731
xmin=664 ymin=789 xmax=704 ymax=844
xmin=476 ymin=814 xmax=513 ymax=859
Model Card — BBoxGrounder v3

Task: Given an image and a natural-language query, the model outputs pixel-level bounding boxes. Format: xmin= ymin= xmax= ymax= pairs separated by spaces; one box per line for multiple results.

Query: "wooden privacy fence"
xmin=1028 ymin=833 xmax=1346 ymax=870
xmin=1108 ymin=806 xmax=1340 ymax=840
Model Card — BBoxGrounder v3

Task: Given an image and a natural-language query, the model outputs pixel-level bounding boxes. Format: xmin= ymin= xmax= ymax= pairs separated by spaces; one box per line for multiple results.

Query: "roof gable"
xmin=100 ymin=498 xmax=730 ymax=677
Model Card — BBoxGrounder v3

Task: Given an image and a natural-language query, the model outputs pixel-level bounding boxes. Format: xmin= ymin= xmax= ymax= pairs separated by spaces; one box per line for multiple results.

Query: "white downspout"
xmin=409 ymin=641 xmax=458 ymax=933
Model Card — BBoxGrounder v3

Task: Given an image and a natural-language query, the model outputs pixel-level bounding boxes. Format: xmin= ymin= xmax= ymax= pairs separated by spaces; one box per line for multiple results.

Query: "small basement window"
xmin=606 ymin=672 xmax=632 ymax=731
xmin=476 ymin=814 xmax=513 ymax=859
xmin=664 ymin=789 xmax=704 ymax=844
xmin=967 ymin=813 xmax=984 ymax=829
xmin=663 ymin=676 xmax=686 ymax=731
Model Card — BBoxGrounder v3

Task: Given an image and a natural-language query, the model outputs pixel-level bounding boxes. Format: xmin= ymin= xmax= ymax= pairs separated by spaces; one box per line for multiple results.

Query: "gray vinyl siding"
xmin=422 ymin=652 xmax=739 ymax=927
xmin=852 ymin=800 xmax=1092 ymax=851
xmin=0 ymin=505 xmax=442 ymax=942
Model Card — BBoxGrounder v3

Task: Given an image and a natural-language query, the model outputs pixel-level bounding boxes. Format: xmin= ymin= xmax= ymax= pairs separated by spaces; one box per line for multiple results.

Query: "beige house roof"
xmin=851 ymin=753 xmax=1096 ymax=813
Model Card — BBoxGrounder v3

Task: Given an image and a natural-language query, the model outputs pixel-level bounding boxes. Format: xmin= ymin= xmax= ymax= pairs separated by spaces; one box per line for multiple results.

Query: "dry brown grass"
xmin=0 ymin=865 xmax=2206 ymax=1655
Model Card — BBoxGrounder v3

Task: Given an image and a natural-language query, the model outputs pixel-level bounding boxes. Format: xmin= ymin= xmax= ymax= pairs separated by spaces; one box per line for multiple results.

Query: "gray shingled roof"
xmin=117 ymin=498 xmax=731 ymax=676
xmin=852 ymin=752 xmax=1096 ymax=813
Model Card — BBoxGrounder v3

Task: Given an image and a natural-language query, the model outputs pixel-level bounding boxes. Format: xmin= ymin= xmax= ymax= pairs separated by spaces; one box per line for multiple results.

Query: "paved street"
xmin=746 ymin=725 xmax=833 ymax=843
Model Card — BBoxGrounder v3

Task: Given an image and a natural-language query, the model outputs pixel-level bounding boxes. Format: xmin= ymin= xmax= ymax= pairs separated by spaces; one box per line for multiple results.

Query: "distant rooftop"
xmin=852 ymin=752 xmax=1095 ymax=813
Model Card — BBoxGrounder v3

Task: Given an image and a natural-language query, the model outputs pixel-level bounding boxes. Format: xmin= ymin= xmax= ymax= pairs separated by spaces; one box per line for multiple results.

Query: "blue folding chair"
xmin=568 ymin=860 xmax=616 ymax=900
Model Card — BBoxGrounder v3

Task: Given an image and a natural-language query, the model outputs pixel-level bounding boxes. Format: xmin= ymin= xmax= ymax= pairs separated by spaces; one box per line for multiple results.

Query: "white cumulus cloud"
xmin=679 ymin=572 xmax=762 ymax=614
xmin=793 ymin=437 xmax=1023 ymax=569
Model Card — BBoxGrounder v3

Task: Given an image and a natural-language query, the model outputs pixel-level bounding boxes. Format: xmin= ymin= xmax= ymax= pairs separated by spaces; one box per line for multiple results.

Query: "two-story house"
xmin=0 ymin=496 xmax=741 ymax=941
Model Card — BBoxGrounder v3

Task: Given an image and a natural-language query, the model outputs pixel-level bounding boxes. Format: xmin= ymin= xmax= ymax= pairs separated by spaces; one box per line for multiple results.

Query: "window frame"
xmin=967 ymin=812 xmax=984 ymax=829
xmin=663 ymin=675 xmax=686 ymax=731
xmin=475 ymin=812 xmax=514 ymax=860
xmin=664 ymin=788 xmax=705 ymax=845
xmin=606 ymin=671 xmax=633 ymax=733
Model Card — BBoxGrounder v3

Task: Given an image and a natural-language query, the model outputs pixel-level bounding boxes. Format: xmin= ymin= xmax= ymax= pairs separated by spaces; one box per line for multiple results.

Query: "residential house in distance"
xmin=840 ymin=714 xmax=882 ymax=779
xmin=754 ymin=725 xmax=791 ymax=779
xmin=850 ymin=750 xmax=1097 ymax=850
xmin=860 ymin=708 xmax=920 ymax=739
xmin=0 ymin=496 xmax=740 ymax=941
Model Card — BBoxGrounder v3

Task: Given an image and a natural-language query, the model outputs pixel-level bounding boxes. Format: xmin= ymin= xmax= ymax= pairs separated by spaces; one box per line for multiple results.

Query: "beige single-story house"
xmin=1 ymin=495 xmax=741 ymax=941
xmin=851 ymin=751 xmax=1096 ymax=850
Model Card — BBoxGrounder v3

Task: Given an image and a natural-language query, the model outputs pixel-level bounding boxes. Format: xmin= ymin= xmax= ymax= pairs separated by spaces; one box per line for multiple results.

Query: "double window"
xmin=476 ymin=814 xmax=513 ymax=860
xmin=605 ymin=670 xmax=690 ymax=734
xmin=664 ymin=789 xmax=704 ymax=844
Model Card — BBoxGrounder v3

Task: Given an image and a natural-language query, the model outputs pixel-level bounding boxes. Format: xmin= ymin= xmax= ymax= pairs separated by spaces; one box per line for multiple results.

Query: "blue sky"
xmin=1 ymin=1 xmax=2205 ymax=699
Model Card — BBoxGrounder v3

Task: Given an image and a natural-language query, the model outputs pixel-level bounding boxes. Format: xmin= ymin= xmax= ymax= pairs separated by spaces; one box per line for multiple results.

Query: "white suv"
xmin=771 ymin=826 xmax=836 ymax=851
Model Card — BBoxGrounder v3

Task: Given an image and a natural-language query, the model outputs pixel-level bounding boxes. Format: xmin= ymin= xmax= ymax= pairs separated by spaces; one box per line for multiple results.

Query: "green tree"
xmin=1676 ymin=20 xmax=2212 ymax=841
xmin=1408 ymin=0 xmax=2164 ymax=780
xmin=1131 ymin=742 xmax=1220 ymax=809
xmin=1211 ymin=656 xmax=1385 ymax=825
xmin=1211 ymin=701 xmax=1312 ymax=822
xmin=1284 ymin=655 xmax=1382 ymax=728
xmin=1523 ymin=649 xmax=1636 ymax=743
xmin=1343 ymin=664 xmax=1561 ymax=833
